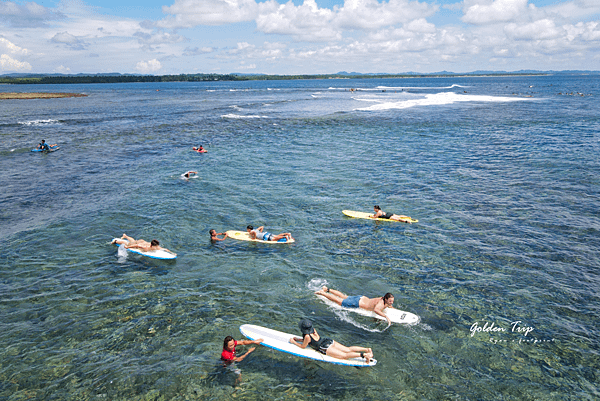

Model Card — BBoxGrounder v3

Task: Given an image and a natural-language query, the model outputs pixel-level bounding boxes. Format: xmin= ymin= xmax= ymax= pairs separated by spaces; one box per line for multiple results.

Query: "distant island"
xmin=0 ymin=72 xmax=558 ymax=85
xmin=0 ymin=92 xmax=88 ymax=99
xmin=1 ymin=70 xmax=598 ymax=86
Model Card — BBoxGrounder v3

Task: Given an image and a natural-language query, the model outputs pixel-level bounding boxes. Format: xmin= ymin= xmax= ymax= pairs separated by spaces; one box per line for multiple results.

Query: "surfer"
xmin=37 ymin=140 xmax=56 ymax=151
xmin=221 ymin=335 xmax=263 ymax=362
xmin=371 ymin=205 xmax=412 ymax=223
xmin=315 ymin=287 xmax=395 ymax=326
xmin=112 ymin=235 xmax=175 ymax=255
xmin=182 ymin=171 xmax=198 ymax=178
xmin=210 ymin=229 xmax=228 ymax=241
xmin=192 ymin=145 xmax=206 ymax=152
xmin=246 ymin=225 xmax=294 ymax=242
xmin=125 ymin=239 xmax=174 ymax=255
xmin=290 ymin=319 xmax=373 ymax=363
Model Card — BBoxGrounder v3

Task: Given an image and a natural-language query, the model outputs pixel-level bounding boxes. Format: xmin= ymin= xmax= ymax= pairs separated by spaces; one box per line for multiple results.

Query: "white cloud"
xmin=51 ymin=31 xmax=88 ymax=50
xmin=504 ymin=19 xmax=561 ymax=40
xmin=54 ymin=65 xmax=71 ymax=73
xmin=0 ymin=54 xmax=32 ymax=71
xmin=462 ymin=0 xmax=529 ymax=25
xmin=136 ymin=58 xmax=162 ymax=73
xmin=0 ymin=1 xmax=65 ymax=27
xmin=159 ymin=0 xmax=274 ymax=28
xmin=0 ymin=38 xmax=29 ymax=55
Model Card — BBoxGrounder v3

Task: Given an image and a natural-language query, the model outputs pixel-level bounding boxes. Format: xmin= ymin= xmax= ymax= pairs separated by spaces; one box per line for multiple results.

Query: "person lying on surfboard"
xmin=221 ymin=335 xmax=263 ymax=363
xmin=182 ymin=171 xmax=198 ymax=178
xmin=209 ymin=229 xmax=228 ymax=242
xmin=192 ymin=145 xmax=206 ymax=152
xmin=246 ymin=225 xmax=294 ymax=242
xmin=112 ymin=234 xmax=175 ymax=255
xmin=371 ymin=205 xmax=413 ymax=223
xmin=290 ymin=319 xmax=374 ymax=363
xmin=315 ymin=287 xmax=395 ymax=326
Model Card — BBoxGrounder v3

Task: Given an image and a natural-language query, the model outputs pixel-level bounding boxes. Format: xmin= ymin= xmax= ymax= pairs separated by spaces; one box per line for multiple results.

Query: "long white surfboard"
xmin=316 ymin=294 xmax=420 ymax=325
xmin=112 ymin=239 xmax=177 ymax=260
xmin=239 ymin=324 xmax=376 ymax=367
xmin=225 ymin=230 xmax=295 ymax=244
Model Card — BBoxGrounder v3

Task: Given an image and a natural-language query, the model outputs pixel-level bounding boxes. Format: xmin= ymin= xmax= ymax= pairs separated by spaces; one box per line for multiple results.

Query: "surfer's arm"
xmin=233 ymin=347 xmax=257 ymax=362
xmin=374 ymin=306 xmax=392 ymax=325
xmin=289 ymin=336 xmax=310 ymax=349
xmin=238 ymin=339 xmax=263 ymax=346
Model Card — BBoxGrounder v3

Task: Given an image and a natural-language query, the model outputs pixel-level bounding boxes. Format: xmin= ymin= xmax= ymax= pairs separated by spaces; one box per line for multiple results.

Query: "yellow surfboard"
xmin=342 ymin=210 xmax=418 ymax=223
xmin=225 ymin=230 xmax=295 ymax=243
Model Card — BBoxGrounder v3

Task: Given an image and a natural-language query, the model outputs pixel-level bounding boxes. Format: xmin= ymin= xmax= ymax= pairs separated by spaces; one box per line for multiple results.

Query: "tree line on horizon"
xmin=0 ymin=72 xmax=548 ymax=85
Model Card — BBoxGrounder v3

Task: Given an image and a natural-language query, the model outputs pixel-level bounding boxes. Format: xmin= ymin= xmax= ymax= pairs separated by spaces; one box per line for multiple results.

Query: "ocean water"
xmin=0 ymin=75 xmax=599 ymax=400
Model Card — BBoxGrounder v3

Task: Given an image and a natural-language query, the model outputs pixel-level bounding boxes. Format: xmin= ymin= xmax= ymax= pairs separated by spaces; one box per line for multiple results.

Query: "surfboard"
xmin=239 ymin=324 xmax=376 ymax=367
xmin=342 ymin=210 xmax=418 ymax=223
xmin=225 ymin=230 xmax=295 ymax=244
xmin=112 ymin=239 xmax=177 ymax=260
xmin=316 ymin=294 xmax=420 ymax=325
xmin=31 ymin=146 xmax=60 ymax=152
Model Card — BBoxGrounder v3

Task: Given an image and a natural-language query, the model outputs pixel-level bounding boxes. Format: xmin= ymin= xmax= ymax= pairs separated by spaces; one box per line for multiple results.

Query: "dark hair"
xmin=151 ymin=239 xmax=159 ymax=246
xmin=209 ymin=229 xmax=216 ymax=236
xmin=247 ymin=225 xmax=253 ymax=230
xmin=374 ymin=205 xmax=381 ymax=211
xmin=223 ymin=335 xmax=235 ymax=349
xmin=383 ymin=293 xmax=394 ymax=302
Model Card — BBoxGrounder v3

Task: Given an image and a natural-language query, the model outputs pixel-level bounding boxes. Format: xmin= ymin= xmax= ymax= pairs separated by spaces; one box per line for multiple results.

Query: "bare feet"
xmin=315 ymin=286 xmax=328 ymax=295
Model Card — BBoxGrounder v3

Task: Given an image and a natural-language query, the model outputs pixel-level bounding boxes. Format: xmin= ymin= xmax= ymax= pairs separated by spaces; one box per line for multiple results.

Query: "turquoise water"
xmin=1 ymin=75 xmax=599 ymax=400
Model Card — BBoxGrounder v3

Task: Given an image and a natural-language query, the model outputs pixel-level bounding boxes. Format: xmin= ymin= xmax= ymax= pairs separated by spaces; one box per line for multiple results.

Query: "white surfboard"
xmin=316 ymin=294 xmax=420 ymax=325
xmin=112 ymin=239 xmax=177 ymax=260
xmin=239 ymin=324 xmax=376 ymax=367
xmin=225 ymin=230 xmax=295 ymax=244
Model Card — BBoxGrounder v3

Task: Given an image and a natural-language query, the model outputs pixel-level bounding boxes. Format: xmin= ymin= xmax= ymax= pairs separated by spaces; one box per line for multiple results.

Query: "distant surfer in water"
xmin=290 ymin=319 xmax=374 ymax=363
xmin=37 ymin=140 xmax=56 ymax=151
xmin=315 ymin=286 xmax=395 ymax=326
xmin=182 ymin=171 xmax=198 ymax=178
xmin=210 ymin=229 xmax=228 ymax=242
xmin=221 ymin=335 xmax=263 ymax=362
xmin=371 ymin=205 xmax=412 ymax=223
xmin=246 ymin=225 xmax=294 ymax=242
xmin=192 ymin=145 xmax=206 ymax=152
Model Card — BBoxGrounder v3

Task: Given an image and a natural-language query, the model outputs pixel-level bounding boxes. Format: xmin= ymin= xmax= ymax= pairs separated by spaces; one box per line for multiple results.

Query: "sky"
xmin=0 ymin=0 xmax=599 ymax=75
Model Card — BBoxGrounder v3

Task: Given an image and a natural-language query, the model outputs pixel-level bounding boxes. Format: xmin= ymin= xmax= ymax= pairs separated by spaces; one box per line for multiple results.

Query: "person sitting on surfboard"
xmin=371 ymin=205 xmax=412 ymax=223
xmin=221 ymin=335 xmax=263 ymax=363
xmin=315 ymin=286 xmax=395 ymax=326
xmin=290 ymin=319 xmax=374 ymax=363
xmin=37 ymin=140 xmax=57 ymax=151
xmin=210 ymin=229 xmax=228 ymax=242
xmin=246 ymin=225 xmax=294 ymax=242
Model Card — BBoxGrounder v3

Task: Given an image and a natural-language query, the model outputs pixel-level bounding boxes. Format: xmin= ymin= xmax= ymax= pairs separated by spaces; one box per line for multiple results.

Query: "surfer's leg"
xmin=122 ymin=234 xmax=136 ymax=242
xmin=315 ymin=289 xmax=345 ymax=306
xmin=112 ymin=238 xmax=127 ymax=245
xmin=391 ymin=214 xmax=411 ymax=223
xmin=325 ymin=346 xmax=365 ymax=361
xmin=326 ymin=288 xmax=348 ymax=299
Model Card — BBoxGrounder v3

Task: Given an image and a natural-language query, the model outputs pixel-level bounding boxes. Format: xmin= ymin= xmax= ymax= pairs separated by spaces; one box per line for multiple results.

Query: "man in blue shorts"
xmin=315 ymin=286 xmax=395 ymax=326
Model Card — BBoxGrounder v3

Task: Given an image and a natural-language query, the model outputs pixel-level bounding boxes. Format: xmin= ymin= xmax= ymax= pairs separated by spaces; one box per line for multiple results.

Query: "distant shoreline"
xmin=0 ymin=92 xmax=88 ymax=99
xmin=0 ymin=72 xmax=553 ymax=86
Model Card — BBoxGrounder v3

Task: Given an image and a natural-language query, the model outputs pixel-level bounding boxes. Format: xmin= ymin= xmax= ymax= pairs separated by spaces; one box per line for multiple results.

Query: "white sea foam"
xmin=221 ymin=113 xmax=269 ymax=119
xmin=357 ymin=92 xmax=531 ymax=111
xmin=18 ymin=119 xmax=61 ymax=126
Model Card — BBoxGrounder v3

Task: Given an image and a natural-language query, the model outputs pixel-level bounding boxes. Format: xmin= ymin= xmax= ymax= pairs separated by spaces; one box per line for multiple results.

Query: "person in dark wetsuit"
xmin=371 ymin=205 xmax=412 ymax=223
xmin=289 ymin=319 xmax=373 ymax=363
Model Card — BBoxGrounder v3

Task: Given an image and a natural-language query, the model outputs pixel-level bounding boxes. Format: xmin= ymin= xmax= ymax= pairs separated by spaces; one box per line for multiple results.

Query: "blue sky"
xmin=1 ymin=0 xmax=599 ymax=74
